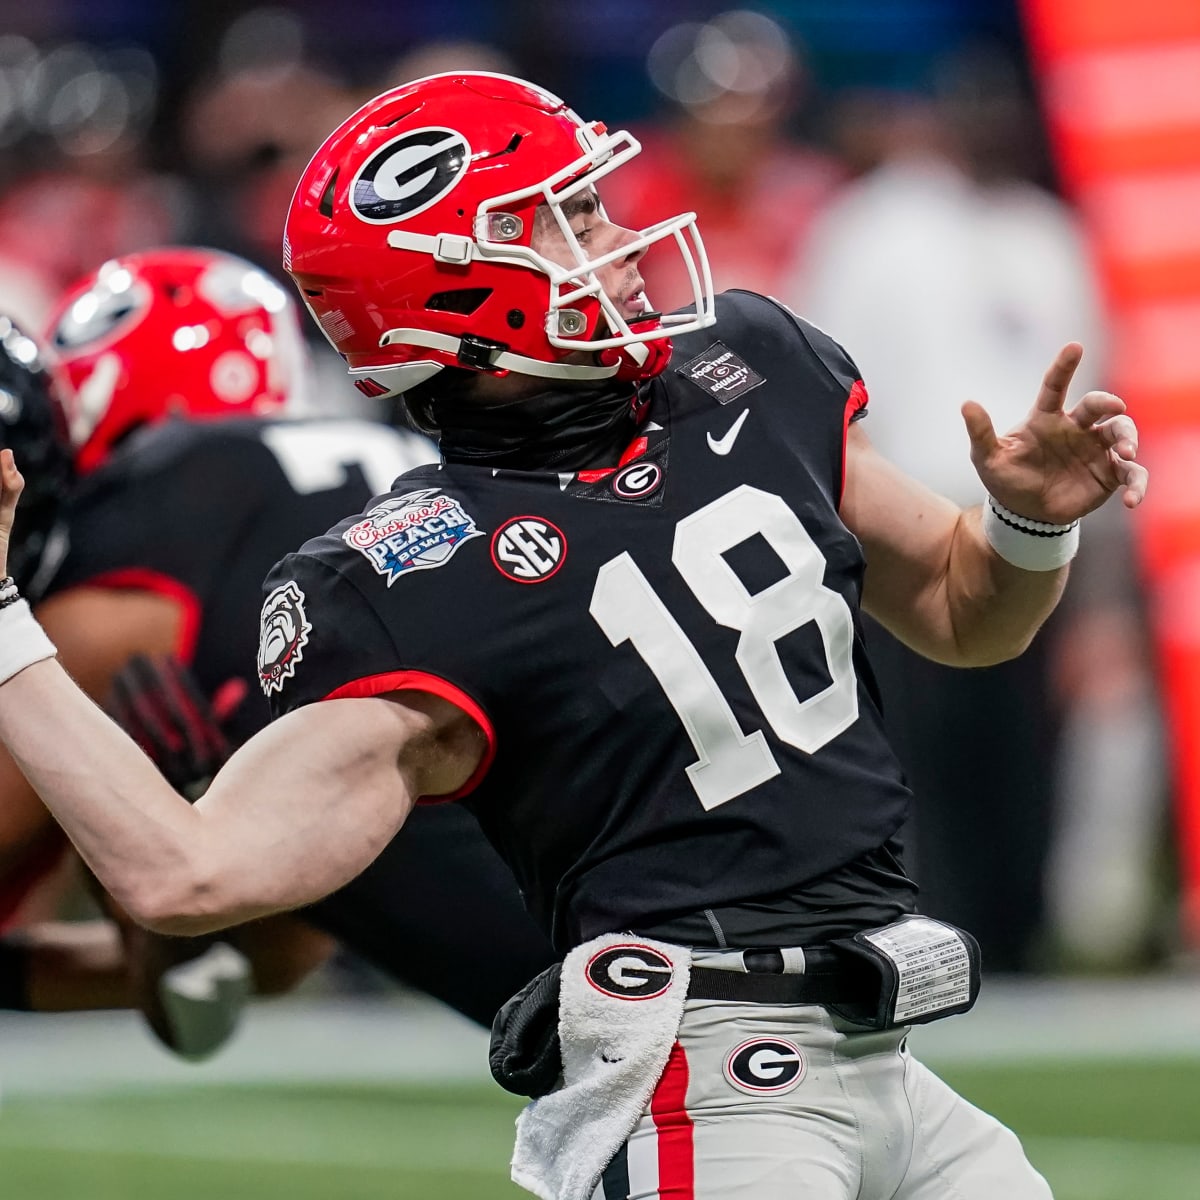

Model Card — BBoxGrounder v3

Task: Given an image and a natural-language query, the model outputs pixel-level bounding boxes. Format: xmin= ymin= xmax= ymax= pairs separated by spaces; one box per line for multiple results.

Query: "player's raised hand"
xmin=0 ymin=448 xmax=25 ymax=578
xmin=960 ymin=343 xmax=1149 ymax=523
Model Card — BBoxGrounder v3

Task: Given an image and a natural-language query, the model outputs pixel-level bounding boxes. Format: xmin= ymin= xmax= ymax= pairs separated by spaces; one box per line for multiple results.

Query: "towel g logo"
xmin=585 ymin=944 xmax=674 ymax=1000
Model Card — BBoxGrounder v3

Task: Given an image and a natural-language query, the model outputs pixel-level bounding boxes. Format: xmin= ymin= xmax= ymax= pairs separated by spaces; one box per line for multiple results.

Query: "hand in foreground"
xmin=0 ymin=448 xmax=23 ymax=579
xmin=108 ymin=655 xmax=242 ymax=800
xmin=104 ymin=654 xmax=251 ymax=1060
xmin=961 ymin=343 xmax=1148 ymax=524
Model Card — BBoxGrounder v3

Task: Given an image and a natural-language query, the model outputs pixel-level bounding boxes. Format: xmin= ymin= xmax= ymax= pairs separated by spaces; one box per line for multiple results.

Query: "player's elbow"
xmin=119 ymin=867 xmax=240 ymax=937
xmin=943 ymin=623 xmax=1040 ymax=668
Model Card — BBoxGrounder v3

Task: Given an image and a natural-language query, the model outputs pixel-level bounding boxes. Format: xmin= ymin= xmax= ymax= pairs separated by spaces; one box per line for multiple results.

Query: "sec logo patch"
xmin=723 ymin=1037 xmax=806 ymax=1095
xmin=585 ymin=944 xmax=674 ymax=1000
xmin=491 ymin=516 xmax=567 ymax=583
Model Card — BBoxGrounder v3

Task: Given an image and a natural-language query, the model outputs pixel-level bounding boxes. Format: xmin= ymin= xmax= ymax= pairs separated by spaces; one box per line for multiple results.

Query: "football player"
xmin=0 ymin=250 xmax=554 ymax=1049
xmin=0 ymin=76 xmax=1146 ymax=1197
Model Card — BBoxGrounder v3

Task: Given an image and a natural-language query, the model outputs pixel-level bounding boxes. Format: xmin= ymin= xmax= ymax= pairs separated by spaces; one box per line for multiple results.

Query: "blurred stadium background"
xmin=2 ymin=0 xmax=1199 ymax=1195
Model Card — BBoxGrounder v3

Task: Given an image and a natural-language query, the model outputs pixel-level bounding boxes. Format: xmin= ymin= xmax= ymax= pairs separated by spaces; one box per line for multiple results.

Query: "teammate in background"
xmin=601 ymin=10 xmax=842 ymax=310
xmin=0 ymin=316 xmax=78 ymax=931
xmin=0 ymin=250 xmax=554 ymax=1047
xmin=0 ymin=75 xmax=1145 ymax=1196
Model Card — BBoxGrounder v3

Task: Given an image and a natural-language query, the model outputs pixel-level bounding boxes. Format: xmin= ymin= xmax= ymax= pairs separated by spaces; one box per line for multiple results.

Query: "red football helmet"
xmin=46 ymin=247 xmax=310 ymax=473
xmin=283 ymin=72 xmax=716 ymax=400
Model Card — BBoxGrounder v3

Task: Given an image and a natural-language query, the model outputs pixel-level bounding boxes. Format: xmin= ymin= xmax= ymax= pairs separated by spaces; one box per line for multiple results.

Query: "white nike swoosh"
xmin=707 ymin=408 xmax=749 ymax=455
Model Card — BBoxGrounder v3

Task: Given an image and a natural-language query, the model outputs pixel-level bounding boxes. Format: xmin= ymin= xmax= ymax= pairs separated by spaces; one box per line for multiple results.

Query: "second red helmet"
xmin=46 ymin=247 xmax=310 ymax=473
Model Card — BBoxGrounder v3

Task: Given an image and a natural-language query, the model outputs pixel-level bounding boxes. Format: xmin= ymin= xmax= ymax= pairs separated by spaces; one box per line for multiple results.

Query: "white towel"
xmin=511 ymin=933 xmax=692 ymax=1200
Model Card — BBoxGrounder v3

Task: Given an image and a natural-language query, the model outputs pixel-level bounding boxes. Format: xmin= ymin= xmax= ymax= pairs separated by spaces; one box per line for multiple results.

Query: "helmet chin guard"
xmin=283 ymin=72 xmax=716 ymax=398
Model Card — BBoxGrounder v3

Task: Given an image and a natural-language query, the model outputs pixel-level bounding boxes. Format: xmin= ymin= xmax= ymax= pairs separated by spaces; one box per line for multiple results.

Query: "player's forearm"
xmin=939 ymin=505 xmax=1067 ymax=666
xmin=0 ymin=659 xmax=214 ymax=931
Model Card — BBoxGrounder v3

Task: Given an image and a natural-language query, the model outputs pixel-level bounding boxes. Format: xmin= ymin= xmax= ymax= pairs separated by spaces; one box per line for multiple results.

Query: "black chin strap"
xmin=433 ymin=381 xmax=643 ymax=471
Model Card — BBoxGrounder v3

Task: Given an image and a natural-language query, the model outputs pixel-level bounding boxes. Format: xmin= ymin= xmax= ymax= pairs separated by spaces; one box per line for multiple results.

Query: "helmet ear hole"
xmin=425 ymin=288 xmax=492 ymax=315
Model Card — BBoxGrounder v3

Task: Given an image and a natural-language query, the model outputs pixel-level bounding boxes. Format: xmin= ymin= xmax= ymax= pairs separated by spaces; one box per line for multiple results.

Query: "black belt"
xmin=688 ymin=945 xmax=876 ymax=1007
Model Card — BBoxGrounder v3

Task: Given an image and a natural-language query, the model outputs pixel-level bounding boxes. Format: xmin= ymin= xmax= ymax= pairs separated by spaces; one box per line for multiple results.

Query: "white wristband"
xmin=982 ymin=497 xmax=1080 ymax=572
xmin=0 ymin=598 xmax=58 ymax=684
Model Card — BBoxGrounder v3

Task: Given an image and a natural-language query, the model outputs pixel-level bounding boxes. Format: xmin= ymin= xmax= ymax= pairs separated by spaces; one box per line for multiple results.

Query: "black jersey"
xmin=39 ymin=415 xmax=556 ymax=1024
xmin=264 ymin=292 xmax=916 ymax=952
xmin=44 ymin=416 xmax=439 ymax=745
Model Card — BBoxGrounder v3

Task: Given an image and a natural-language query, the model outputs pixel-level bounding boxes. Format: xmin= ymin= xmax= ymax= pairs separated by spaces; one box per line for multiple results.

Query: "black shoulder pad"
xmin=724 ymin=290 xmax=862 ymax=395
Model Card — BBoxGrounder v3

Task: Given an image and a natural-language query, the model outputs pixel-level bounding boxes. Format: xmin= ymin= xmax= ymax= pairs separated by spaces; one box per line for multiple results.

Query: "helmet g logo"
xmin=350 ymin=128 xmax=471 ymax=224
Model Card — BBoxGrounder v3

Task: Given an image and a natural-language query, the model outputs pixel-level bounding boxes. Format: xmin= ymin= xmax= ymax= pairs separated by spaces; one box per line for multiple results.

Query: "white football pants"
xmin=592 ymin=999 xmax=1053 ymax=1200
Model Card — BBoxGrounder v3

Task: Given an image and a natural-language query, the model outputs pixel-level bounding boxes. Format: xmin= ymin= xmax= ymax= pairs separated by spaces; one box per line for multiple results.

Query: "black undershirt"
xmin=633 ymin=840 xmax=918 ymax=949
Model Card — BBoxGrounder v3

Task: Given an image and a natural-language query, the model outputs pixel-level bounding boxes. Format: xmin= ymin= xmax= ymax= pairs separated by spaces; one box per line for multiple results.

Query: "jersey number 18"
xmin=590 ymin=485 xmax=858 ymax=810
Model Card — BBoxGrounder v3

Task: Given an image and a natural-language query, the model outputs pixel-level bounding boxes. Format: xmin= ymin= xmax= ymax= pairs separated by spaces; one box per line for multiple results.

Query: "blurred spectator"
xmin=601 ymin=10 xmax=843 ymax=313
xmin=368 ymin=38 xmax=518 ymax=102
xmin=178 ymin=10 xmax=351 ymax=275
xmin=1043 ymin=502 xmax=1170 ymax=970
xmin=787 ymin=45 xmax=1163 ymax=972
xmin=175 ymin=10 xmax=361 ymax=418
xmin=0 ymin=38 xmax=188 ymax=326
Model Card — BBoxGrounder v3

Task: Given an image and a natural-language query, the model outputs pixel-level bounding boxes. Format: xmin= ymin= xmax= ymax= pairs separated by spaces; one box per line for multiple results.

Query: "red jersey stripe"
xmin=840 ymin=378 xmax=868 ymax=505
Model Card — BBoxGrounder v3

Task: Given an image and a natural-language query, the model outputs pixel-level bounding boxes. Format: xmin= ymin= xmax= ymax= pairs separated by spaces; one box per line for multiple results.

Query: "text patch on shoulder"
xmin=677 ymin=341 xmax=765 ymax=404
xmin=342 ymin=488 xmax=483 ymax=585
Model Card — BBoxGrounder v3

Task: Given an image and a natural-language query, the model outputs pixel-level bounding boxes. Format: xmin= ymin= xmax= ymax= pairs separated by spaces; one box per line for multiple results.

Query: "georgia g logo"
xmin=257 ymin=581 xmax=312 ymax=695
xmin=350 ymin=127 xmax=471 ymax=224
xmin=585 ymin=944 xmax=674 ymax=1000
xmin=723 ymin=1037 xmax=806 ymax=1096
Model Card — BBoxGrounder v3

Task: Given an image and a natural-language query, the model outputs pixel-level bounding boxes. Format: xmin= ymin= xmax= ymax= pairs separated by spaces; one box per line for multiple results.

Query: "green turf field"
xmin=0 ymin=1059 xmax=1196 ymax=1199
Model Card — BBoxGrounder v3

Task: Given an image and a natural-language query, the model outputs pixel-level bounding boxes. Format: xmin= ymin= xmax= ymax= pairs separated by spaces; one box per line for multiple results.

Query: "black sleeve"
xmin=258 ymin=546 xmax=496 ymax=803
xmin=723 ymin=288 xmax=868 ymax=415
xmin=258 ymin=551 xmax=406 ymax=714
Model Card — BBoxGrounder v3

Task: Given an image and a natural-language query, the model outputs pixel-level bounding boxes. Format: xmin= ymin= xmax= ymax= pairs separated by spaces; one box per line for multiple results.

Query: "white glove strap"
xmin=983 ymin=497 xmax=1080 ymax=571
xmin=0 ymin=598 xmax=58 ymax=685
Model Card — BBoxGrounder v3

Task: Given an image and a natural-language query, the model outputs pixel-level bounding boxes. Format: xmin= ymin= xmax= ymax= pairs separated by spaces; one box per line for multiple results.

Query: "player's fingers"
xmin=1034 ymin=343 xmax=1084 ymax=413
xmin=159 ymin=657 xmax=228 ymax=767
xmin=121 ymin=658 xmax=185 ymax=757
xmin=0 ymin=448 xmax=23 ymax=494
xmin=211 ymin=677 xmax=248 ymax=726
xmin=109 ymin=672 xmax=161 ymax=760
xmin=0 ymin=449 xmax=24 ymax=521
xmin=961 ymin=400 xmax=999 ymax=458
xmin=1112 ymin=450 xmax=1149 ymax=507
xmin=107 ymin=679 xmax=141 ymax=742
xmin=1095 ymin=414 xmax=1139 ymax=459
xmin=1069 ymin=390 xmax=1125 ymax=430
